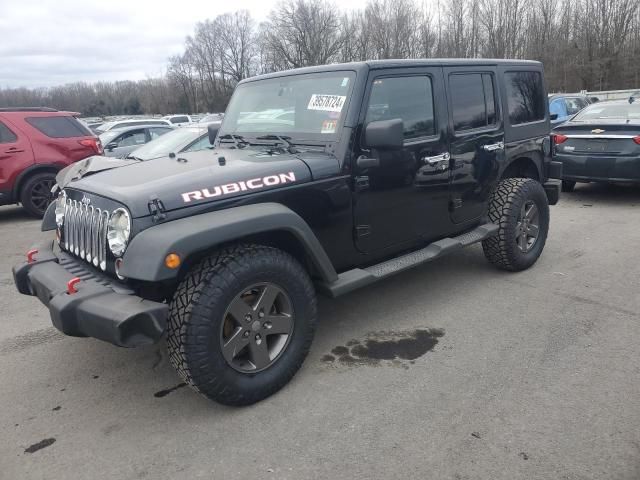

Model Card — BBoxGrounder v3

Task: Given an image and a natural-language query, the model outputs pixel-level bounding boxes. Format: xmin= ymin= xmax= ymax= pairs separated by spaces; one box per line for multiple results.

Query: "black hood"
xmin=59 ymin=147 xmax=338 ymax=218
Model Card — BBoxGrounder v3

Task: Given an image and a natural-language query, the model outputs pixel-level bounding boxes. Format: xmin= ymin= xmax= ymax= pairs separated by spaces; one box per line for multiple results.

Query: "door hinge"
xmin=148 ymin=195 xmax=167 ymax=222
xmin=356 ymin=225 xmax=371 ymax=237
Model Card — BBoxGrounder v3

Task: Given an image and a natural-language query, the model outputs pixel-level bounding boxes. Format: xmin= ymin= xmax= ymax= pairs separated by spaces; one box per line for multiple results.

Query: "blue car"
xmin=548 ymin=94 xmax=592 ymax=126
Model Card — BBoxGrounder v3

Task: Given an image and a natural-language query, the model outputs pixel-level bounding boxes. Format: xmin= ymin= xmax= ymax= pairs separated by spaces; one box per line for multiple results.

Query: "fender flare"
xmin=120 ymin=202 xmax=339 ymax=283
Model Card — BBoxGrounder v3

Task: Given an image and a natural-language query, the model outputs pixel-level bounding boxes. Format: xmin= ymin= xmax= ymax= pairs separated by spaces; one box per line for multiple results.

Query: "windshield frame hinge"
xmin=148 ymin=195 xmax=167 ymax=222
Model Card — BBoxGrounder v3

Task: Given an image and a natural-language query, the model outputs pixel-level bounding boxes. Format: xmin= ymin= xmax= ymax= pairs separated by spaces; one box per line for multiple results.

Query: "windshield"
xmin=96 ymin=122 xmax=115 ymax=133
xmin=219 ymin=71 xmax=356 ymax=143
xmin=573 ymin=102 xmax=640 ymax=121
xmin=130 ymin=127 xmax=208 ymax=159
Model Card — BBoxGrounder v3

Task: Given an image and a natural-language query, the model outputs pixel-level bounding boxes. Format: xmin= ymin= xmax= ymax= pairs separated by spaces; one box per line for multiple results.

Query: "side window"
xmin=565 ymin=97 xmax=586 ymax=115
xmin=365 ymin=76 xmax=435 ymax=140
xmin=117 ymin=130 xmax=147 ymax=147
xmin=149 ymin=127 xmax=171 ymax=139
xmin=0 ymin=121 xmax=17 ymax=143
xmin=505 ymin=71 xmax=545 ymax=125
xmin=183 ymin=134 xmax=212 ymax=152
xmin=450 ymin=73 xmax=497 ymax=131
xmin=25 ymin=116 xmax=91 ymax=138
xmin=171 ymin=116 xmax=189 ymax=124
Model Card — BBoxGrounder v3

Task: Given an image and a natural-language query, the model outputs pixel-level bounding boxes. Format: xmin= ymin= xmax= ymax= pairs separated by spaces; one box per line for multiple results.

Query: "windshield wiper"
xmin=218 ymin=133 xmax=249 ymax=149
xmin=255 ymin=135 xmax=298 ymax=154
xmin=125 ymin=155 xmax=144 ymax=161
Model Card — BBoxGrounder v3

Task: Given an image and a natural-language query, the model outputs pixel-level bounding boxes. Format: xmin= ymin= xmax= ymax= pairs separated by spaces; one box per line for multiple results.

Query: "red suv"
xmin=0 ymin=108 xmax=102 ymax=217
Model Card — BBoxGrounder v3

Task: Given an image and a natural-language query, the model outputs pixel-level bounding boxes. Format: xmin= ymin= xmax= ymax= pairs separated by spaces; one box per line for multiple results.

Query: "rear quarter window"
xmin=505 ymin=71 xmax=545 ymax=125
xmin=25 ymin=116 xmax=92 ymax=138
xmin=0 ymin=121 xmax=17 ymax=143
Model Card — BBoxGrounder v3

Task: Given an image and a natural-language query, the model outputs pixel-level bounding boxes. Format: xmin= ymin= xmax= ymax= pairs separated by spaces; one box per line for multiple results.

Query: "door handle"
xmin=4 ymin=147 xmax=25 ymax=154
xmin=482 ymin=141 xmax=504 ymax=152
xmin=421 ymin=152 xmax=450 ymax=165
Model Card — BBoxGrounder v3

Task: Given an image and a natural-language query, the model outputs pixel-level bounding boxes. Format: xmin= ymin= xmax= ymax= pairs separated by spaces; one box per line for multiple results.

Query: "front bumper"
xmin=12 ymin=241 xmax=167 ymax=347
xmin=555 ymin=153 xmax=640 ymax=183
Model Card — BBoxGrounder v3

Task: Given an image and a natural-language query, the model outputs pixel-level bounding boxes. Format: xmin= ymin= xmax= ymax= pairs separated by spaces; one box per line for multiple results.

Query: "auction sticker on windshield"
xmin=308 ymin=94 xmax=346 ymax=113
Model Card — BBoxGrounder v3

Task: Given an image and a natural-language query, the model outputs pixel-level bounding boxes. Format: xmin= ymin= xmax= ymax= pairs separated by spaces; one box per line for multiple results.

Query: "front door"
xmin=444 ymin=68 xmax=505 ymax=224
xmin=353 ymin=68 xmax=451 ymax=254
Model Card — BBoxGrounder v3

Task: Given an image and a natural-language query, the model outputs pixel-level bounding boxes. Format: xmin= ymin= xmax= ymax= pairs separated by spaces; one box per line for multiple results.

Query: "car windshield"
xmin=219 ymin=71 xmax=356 ymax=143
xmin=130 ymin=127 xmax=209 ymax=159
xmin=572 ymin=102 xmax=640 ymax=121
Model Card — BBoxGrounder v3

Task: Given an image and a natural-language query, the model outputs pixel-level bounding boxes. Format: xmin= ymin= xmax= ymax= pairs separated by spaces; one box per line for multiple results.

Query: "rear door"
xmin=445 ymin=68 xmax=504 ymax=224
xmin=353 ymin=66 xmax=451 ymax=253
xmin=0 ymin=118 xmax=34 ymax=195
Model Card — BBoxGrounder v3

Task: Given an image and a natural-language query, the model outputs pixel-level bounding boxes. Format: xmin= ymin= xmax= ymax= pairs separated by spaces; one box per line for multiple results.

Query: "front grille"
xmin=62 ymin=198 xmax=110 ymax=271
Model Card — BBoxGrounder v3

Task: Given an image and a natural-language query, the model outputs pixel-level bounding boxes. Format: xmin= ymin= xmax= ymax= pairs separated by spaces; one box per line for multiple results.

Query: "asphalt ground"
xmin=1 ymin=182 xmax=639 ymax=479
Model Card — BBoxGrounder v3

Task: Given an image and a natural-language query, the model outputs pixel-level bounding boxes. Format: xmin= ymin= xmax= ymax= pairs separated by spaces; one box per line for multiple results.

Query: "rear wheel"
xmin=167 ymin=244 xmax=317 ymax=406
xmin=561 ymin=180 xmax=576 ymax=192
xmin=20 ymin=172 xmax=56 ymax=218
xmin=482 ymin=178 xmax=550 ymax=271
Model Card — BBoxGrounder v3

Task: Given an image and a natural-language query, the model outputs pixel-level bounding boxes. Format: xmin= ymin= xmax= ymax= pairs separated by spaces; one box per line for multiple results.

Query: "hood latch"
xmin=148 ymin=195 xmax=167 ymax=222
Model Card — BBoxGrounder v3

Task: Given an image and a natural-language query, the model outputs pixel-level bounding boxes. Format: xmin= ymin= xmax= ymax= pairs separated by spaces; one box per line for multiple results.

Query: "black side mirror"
xmin=208 ymin=124 xmax=220 ymax=145
xmin=549 ymin=113 xmax=559 ymax=121
xmin=365 ymin=119 xmax=403 ymax=150
xmin=106 ymin=142 xmax=118 ymax=150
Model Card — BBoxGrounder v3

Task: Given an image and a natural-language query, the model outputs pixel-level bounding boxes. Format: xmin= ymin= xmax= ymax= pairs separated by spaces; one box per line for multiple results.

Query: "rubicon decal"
xmin=182 ymin=172 xmax=297 ymax=203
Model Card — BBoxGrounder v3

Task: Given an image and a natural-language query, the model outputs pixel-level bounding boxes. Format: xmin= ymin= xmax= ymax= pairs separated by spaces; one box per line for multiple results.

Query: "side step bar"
xmin=318 ymin=223 xmax=498 ymax=298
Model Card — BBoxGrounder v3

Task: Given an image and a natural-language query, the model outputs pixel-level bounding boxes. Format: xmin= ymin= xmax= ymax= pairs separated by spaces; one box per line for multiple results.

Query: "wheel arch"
xmin=120 ymin=203 xmax=339 ymax=284
xmin=500 ymin=155 xmax=542 ymax=181
xmin=13 ymin=163 xmax=61 ymax=199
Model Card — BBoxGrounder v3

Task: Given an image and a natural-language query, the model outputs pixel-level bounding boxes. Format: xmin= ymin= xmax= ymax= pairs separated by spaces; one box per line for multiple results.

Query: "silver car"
xmin=126 ymin=123 xmax=219 ymax=160
xmin=99 ymin=125 xmax=173 ymax=158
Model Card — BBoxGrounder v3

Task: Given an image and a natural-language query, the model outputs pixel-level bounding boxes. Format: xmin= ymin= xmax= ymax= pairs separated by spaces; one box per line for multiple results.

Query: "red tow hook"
xmin=67 ymin=277 xmax=81 ymax=295
xmin=26 ymin=249 xmax=38 ymax=264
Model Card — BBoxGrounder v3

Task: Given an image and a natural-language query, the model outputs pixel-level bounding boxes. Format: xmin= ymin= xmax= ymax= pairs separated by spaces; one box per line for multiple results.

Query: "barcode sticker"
xmin=307 ymin=94 xmax=347 ymax=113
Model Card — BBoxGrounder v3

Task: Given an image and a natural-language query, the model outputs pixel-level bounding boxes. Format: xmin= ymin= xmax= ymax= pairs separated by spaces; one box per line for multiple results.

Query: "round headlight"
xmin=55 ymin=192 xmax=66 ymax=228
xmin=107 ymin=208 xmax=131 ymax=257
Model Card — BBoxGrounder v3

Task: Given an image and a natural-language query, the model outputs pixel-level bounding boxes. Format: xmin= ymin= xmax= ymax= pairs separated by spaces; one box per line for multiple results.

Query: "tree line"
xmin=2 ymin=0 xmax=639 ymax=116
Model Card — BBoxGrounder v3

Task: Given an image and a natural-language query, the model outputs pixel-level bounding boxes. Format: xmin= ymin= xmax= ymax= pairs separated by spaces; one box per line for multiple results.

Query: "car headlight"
xmin=55 ymin=192 xmax=66 ymax=228
xmin=107 ymin=208 xmax=131 ymax=257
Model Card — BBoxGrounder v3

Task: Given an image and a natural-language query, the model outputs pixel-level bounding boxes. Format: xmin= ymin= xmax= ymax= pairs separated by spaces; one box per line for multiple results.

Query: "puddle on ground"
xmin=323 ymin=328 xmax=444 ymax=367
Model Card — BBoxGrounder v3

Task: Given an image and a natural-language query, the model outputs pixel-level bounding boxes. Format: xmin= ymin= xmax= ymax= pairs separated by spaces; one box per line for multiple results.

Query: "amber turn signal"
xmin=165 ymin=253 xmax=181 ymax=269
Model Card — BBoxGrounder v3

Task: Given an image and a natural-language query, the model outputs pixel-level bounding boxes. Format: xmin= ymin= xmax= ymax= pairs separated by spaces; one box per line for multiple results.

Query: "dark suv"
xmin=13 ymin=60 xmax=562 ymax=406
xmin=0 ymin=108 xmax=102 ymax=216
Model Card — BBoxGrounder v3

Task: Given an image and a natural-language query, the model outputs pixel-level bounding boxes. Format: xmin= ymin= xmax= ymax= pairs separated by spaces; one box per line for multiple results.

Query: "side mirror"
xmin=549 ymin=113 xmax=559 ymax=121
xmin=365 ymin=119 xmax=403 ymax=150
xmin=106 ymin=142 xmax=118 ymax=150
xmin=208 ymin=124 xmax=220 ymax=145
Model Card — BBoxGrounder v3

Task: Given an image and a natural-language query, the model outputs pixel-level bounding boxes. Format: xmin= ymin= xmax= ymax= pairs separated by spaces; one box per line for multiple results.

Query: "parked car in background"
xmin=549 ymin=93 xmax=592 ymax=126
xmin=95 ymin=118 xmax=172 ymax=133
xmin=99 ymin=125 xmax=173 ymax=158
xmin=163 ymin=114 xmax=192 ymax=126
xmin=552 ymin=96 xmax=640 ymax=191
xmin=0 ymin=107 xmax=102 ymax=216
xmin=199 ymin=113 xmax=224 ymax=123
xmin=126 ymin=122 xmax=219 ymax=160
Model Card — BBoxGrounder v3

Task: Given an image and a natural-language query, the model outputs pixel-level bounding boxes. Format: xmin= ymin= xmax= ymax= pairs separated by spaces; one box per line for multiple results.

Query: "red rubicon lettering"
xmin=181 ymin=171 xmax=297 ymax=203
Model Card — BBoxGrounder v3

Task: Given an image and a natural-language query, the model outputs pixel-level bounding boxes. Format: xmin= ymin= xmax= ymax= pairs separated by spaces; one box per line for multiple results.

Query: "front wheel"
xmin=167 ymin=244 xmax=317 ymax=406
xmin=482 ymin=178 xmax=550 ymax=271
xmin=20 ymin=172 xmax=56 ymax=217
xmin=561 ymin=180 xmax=576 ymax=192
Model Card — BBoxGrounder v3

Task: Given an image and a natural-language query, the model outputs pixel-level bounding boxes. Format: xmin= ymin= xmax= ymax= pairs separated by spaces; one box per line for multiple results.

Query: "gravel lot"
xmin=1 ymin=183 xmax=639 ymax=480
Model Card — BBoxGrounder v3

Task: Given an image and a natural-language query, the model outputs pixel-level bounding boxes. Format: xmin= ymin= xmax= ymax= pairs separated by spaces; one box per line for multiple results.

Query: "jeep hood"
xmin=59 ymin=148 xmax=335 ymax=218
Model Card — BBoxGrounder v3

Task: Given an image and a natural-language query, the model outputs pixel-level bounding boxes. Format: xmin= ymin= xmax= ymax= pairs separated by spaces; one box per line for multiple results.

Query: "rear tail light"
xmin=552 ymin=134 xmax=568 ymax=145
xmin=633 ymin=136 xmax=640 ymax=145
xmin=78 ymin=138 xmax=103 ymax=155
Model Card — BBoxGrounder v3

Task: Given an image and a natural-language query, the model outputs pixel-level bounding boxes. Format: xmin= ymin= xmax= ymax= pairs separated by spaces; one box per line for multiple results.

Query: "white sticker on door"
xmin=307 ymin=94 xmax=347 ymax=113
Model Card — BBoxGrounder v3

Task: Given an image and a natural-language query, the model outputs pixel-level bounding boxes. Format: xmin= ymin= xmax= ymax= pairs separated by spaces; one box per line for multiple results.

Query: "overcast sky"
xmin=0 ymin=0 xmax=367 ymax=89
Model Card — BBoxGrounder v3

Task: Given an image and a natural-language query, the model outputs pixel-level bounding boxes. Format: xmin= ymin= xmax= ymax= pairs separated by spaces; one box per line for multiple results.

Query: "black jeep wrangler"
xmin=13 ymin=60 xmax=562 ymax=406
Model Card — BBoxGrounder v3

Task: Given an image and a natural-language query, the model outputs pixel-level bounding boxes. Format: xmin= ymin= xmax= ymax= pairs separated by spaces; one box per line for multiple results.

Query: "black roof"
xmin=241 ymin=58 xmax=542 ymax=83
